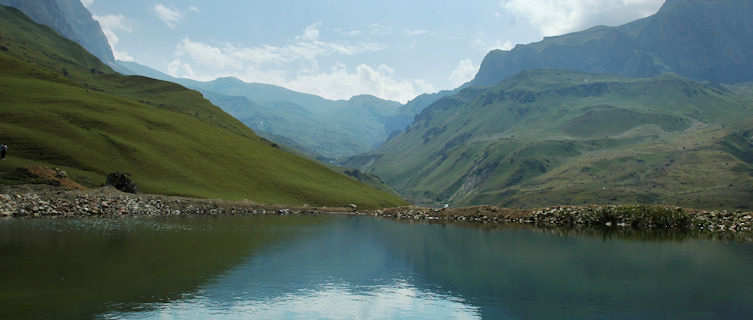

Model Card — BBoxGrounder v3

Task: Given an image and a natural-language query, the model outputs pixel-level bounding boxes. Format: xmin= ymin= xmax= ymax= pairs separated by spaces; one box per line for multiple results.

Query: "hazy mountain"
xmin=384 ymin=89 xmax=457 ymax=139
xmin=0 ymin=5 xmax=407 ymax=208
xmin=473 ymin=0 xmax=753 ymax=87
xmin=0 ymin=0 xmax=114 ymax=64
xmin=346 ymin=70 xmax=753 ymax=209
xmin=117 ymin=61 xmax=403 ymax=158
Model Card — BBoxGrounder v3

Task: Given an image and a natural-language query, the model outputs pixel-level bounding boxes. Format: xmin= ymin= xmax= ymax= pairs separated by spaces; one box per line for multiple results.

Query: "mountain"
xmin=473 ymin=0 xmax=753 ymax=87
xmin=345 ymin=70 xmax=753 ymax=209
xmin=384 ymin=89 xmax=458 ymax=139
xmin=116 ymin=61 xmax=403 ymax=158
xmin=0 ymin=0 xmax=114 ymax=64
xmin=0 ymin=5 xmax=407 ymax=208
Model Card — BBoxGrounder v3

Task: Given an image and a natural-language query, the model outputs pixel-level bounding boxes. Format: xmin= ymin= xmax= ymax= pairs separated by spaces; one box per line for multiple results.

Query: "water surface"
xmin=1 ymin=216 xmax=752 ymax=319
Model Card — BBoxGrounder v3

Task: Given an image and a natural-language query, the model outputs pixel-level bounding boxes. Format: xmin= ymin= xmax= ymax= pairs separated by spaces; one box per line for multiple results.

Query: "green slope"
xmin=117 ymin=61 xmax=404 ymax=159
xmin=0 ymin=6 xmax=407 ymax=208
xmin=346 ymin=70 xmax=753 ymax=209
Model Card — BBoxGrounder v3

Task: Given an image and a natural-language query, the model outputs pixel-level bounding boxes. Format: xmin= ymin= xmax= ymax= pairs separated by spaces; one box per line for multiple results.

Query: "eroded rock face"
xmin=105 ymin=172 xmax=139 ymax=194
xmin=472 ymin=0 xmax=753 ymax=87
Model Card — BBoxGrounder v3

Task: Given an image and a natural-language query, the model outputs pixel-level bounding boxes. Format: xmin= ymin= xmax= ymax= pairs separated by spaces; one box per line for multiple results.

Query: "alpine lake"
xmin=1 ymin=214 xmax=752 ymax=319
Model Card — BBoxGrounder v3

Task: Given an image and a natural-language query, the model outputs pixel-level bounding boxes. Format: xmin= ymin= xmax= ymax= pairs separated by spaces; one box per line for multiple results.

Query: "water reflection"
xmin=2 ymin=216 xmax=753 ymax=319
xmin=108 ymin=281 xmax=479 ymax=319
xmin=0 ymin=216 xmax=329 ymax=319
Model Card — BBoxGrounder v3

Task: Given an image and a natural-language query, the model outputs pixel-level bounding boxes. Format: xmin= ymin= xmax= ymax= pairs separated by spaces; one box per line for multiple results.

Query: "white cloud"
xmin=369 ymin=23 xmax=393 ymax=36
xmin=297 ymin=23 xmax=321 ymax=41
xmin=501 ymin=0 xmax=664 ymax=37
xmin=167 ymin=59 xmax=197 ymax=79
xmin=472 ymin=34 xmax=515 ymax=53
xmin=92 ymin=14 xmax=135 ymax=62
xmin=80 ymin=0 xmax=93 ymax=8
xmin=153 ymin=3 xmax=183 ymax=29
xmin=175 ymin=37 xmax=244 ymax=69
xmin=166 ymin=24 xmax=432 ymax=103
xmin=94 ymin=14 xmax=134 ymax=33
xmin=189 ymin=6 xmax=200 ymax=12
xmin=286 ymin=64 xmax=436 ymax=103
xmin=114 ymin=51 xmax=134 ymax=62
xmin=404 ymin=29 xmax=429 ymax=36
xmin=449 ymin=59 xmax=478 ymax=87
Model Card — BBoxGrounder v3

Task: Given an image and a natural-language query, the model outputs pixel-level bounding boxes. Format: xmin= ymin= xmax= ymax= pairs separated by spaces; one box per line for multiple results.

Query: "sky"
xmin=83 ymin=0 xmax=665 ymax=103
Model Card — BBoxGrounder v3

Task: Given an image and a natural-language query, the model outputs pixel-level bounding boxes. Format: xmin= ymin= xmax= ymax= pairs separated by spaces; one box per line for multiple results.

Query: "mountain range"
xmin=346 ymin=70 xmax=753 ymax=209
xmin=341 ymin=0 xmax=753 ymax=209
xmin=0 ymin=5 xmax=406 ymax=208
xmin=116 ymin=61 xmax=415 ymax=159
xmin=472 ymin=0 xmax=753 ymax=87
xmin=0 ymin=0 xmax=114 ymax=64
xmin=3 ymin=0 xmax=753 ymax=210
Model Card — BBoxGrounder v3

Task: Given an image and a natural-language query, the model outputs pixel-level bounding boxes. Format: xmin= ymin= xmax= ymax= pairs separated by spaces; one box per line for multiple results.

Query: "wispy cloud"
xmin=369 ymin=23 xmax=393 ymax=36
xmin=501 ymin=0 xmax=664 ymax=37
xmin=286 ymin=64 xmax=436 ymax=103
xmin=449 ymin=59 xmax=478 ymax=87
xmin=188 ymin=6 xmax=200 ymax=12
xmin=404 ymin=29 xmax=429 ymax=36
xmin=153 ymin=3 xmax=183 ymax=29
xmin=174 ymin=24 xmax=383 ymax=68
xmin=472 ymin=36 xmax=514 ymax=53
xmin=167 ymin=24 xmax=434 ymax=103
xmin=93 ymin=14 xmax=135 ymax=61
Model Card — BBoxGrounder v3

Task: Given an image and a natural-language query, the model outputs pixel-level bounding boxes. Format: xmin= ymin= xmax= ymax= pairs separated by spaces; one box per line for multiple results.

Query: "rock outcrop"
xmin=105 ymin=172 xmax=139 ymax=194
xmin=472 ymin=0 xmax=753 ymax=86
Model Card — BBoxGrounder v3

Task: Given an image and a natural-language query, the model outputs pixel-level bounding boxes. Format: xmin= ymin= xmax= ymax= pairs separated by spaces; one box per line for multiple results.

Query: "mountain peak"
xmin=472 ymin=0 xmax=753 ymax=86
xmin=0 ymin=0 xmax=114 ymax=63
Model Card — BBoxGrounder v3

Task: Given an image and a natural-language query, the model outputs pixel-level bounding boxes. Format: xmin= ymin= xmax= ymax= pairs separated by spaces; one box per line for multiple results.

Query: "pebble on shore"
xmin=1 ymin=186 xmax=751 ymax=234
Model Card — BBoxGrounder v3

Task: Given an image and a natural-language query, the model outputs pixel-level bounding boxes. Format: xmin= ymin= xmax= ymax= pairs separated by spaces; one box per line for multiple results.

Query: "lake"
xmin=1 ymin=215 xmax=752 ymax=319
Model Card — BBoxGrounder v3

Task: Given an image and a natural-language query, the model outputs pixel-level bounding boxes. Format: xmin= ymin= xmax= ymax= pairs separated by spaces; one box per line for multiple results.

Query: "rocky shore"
xmin=1 ymin=185 xmax=752 ymax=234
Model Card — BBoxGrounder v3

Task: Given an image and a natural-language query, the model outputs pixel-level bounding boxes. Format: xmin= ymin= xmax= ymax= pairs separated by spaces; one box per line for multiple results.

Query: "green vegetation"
xmin=346 ymin=70 xmax=753 ymax=209
xmin=117 ymin=61 xmax=403 ymax=159
xmin=0 ymin=6 xmax=407 ymax=208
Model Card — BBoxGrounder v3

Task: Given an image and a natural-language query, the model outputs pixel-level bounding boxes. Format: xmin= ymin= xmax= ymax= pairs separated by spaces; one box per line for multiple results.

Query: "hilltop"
xmin=473 ymin=0 xmax=753 ymax=86
xmin=0 ymin=5 xmax=407 ymax=208
xmin=346 ymin=70 xmax=753 ymax=209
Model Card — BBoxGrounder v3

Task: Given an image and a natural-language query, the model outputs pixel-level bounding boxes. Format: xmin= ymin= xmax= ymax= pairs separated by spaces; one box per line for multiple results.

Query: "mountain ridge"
xmin=472 ymin=0 xmax=753 ymax=87
xmin=346 ymin=69 xmax=753 ymax=209
xmin=0 ymin=0 xmax=114 ymax=64
xmin=0 ymin=5 xmax=407 ymax=208
xmin=117 ymin=60 xmax=407 ymax=158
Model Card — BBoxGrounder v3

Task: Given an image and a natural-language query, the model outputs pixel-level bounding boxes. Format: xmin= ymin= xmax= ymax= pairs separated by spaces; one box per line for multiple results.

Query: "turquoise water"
xmin=1 ymin=215 xmax=752 ymax=319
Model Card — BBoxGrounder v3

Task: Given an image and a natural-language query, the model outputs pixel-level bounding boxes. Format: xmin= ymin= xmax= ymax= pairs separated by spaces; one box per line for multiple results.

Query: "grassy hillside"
xmin=117 ymin=61 xmax=403 ymax=159
xmin=0 ymin=6 xmax=407 ymax=208
xmin=346 ymin=70 xmax=753 ymax=209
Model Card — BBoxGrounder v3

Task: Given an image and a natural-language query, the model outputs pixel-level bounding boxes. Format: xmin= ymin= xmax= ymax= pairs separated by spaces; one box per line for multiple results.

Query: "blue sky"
xmin=83 ymin=0 xmax=665 ymax=103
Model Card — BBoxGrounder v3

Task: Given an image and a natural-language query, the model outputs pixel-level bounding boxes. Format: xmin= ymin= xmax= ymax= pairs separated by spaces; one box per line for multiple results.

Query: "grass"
xmin=346 ymin=70 xmax=753 ymax=209
xmin=0 ymin=6 xmax=407 ymax=208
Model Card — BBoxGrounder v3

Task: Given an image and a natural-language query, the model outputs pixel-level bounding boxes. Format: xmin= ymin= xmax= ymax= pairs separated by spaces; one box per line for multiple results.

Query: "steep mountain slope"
xmin=346 ymin=70 xmax=753 ymax=209
xmin=117 ymin=61 xmax=402 ymax=158
xmin=473 ymin=0 xmax=753 ymax=87
xmin=0 ymin=0 xmax=114 ymax=64
xmin=384 ymin=89 xmax=457 ymax=138
xmin=0 ymin=6 xmax=407 ymax=208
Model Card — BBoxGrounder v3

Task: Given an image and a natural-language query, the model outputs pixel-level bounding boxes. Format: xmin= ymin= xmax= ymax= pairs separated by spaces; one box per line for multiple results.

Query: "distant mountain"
xmin=0 ymin=5 xmax=407 ymax=208
xmin=346 ymin=70 xmax=753 ymax=209
xmin=384 ymin=89 xmax=457 ymax=139
xmin=117 ymin=61 xmax=403 ymax=158
xmin=0 ymin=0 xmax=114 ymax=64
xmin=473 ymin=0 xmax=753 ymax=87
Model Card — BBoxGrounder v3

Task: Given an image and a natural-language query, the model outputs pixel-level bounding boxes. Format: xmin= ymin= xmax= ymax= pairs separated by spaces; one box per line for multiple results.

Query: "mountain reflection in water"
xmin=1 ymin=215 xmax=752 ymax=319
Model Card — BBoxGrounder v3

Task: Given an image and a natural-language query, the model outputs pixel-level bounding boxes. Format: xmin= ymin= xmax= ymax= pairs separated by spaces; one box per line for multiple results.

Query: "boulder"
xmin=105 ymin=172 xmax=139 ymax=194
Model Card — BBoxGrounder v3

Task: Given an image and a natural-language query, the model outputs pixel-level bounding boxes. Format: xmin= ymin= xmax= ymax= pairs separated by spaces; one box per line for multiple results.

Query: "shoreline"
xmin=1 ymin=185 xmax=751 ymax=234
